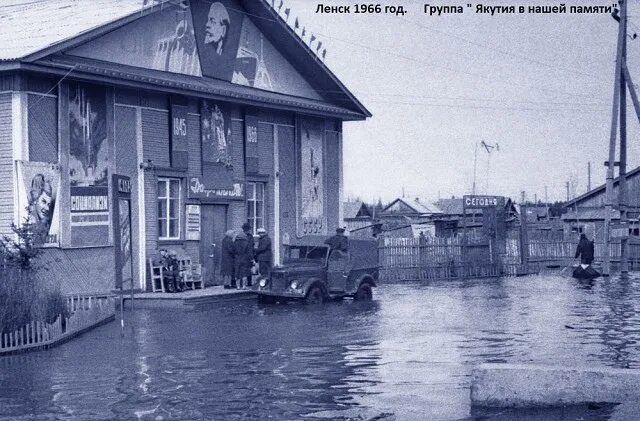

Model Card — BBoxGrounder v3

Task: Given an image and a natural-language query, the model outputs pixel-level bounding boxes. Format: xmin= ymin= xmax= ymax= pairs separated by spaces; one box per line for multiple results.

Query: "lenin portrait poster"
xmin=191 ymin=0 xmax=244 ymax=82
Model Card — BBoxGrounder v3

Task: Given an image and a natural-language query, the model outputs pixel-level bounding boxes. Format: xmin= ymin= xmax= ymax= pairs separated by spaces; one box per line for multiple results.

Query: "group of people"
xmin=158 ymin=248 xmax=183 ymax=293
xmin=220 ymin=222 xmax=272 ymax=289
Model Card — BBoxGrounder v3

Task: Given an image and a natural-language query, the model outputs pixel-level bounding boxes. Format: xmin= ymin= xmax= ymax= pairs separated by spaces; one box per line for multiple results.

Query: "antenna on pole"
xmin=480 ymin=141 xmax=499 ymax=194
xmin=472 ymin=142 xmax=478 ymax=195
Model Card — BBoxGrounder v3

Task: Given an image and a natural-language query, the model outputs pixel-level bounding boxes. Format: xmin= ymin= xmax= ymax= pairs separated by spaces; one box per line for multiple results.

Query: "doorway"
xmin=200 ymin=205 xmax=228 ymax=285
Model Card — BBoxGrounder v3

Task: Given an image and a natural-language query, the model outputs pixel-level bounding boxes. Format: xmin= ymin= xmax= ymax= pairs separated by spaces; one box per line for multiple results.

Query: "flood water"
xmin=2 ymin=273 xmax=640 ymax=420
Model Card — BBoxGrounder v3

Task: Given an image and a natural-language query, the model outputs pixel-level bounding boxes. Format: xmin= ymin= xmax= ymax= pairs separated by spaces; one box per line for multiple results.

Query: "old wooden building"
xmin=0 ymin=0 xmax=370 ymax=294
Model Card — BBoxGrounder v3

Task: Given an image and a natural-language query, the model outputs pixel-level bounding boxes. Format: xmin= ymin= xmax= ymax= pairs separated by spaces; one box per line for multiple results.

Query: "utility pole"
xmin=619 ymin=5 xmax=629 ymax=275
xmin=604 ymin=0 xmax=627 ymax=276
xmin=534 ymin=193 xmax=537 ymax=204
xmin=566 ymin=181 xmax=570 ymax=201
xmin=587 ymin=162 xmax=592 ymax=191
xmin=521 ymin=190 xmax=525 ymax=204
xmin=544 ymin=185 xmax=548 ymax=203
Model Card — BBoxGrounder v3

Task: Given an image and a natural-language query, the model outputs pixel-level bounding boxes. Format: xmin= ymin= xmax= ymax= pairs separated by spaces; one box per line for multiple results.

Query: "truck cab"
xmin=255 ymin=239 xmax=379 ymax=304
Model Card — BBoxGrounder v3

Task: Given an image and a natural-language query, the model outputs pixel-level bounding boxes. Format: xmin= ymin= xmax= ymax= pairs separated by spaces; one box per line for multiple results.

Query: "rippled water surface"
xmin=2 ymin=274 xmax=640 ymax=420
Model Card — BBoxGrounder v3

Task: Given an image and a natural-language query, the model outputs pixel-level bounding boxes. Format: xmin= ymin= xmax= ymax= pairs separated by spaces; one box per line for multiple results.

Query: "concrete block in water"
xmin=471 ymin=363 xmax=640 ymax=407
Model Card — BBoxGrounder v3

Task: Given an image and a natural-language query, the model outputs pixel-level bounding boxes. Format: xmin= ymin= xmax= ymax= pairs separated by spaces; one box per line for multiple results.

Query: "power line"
xmin=362 ymin=98 xmax=608 ymax=113
xmin=402 ymin=17 xmax=609 ymax=83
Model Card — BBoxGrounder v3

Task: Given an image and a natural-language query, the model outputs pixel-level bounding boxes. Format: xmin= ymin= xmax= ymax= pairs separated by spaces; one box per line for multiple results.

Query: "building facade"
xmin=0 ymin=0 xmax=370 ymax=294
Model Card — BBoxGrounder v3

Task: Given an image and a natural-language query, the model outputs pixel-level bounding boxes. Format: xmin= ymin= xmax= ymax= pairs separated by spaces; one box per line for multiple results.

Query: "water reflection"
xmin=2 ymin=275 xmax=640 ymax=420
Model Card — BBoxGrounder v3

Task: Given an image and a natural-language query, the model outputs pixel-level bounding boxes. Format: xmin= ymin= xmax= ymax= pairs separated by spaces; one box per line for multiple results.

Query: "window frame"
xmin=157 ymin=177 xmax=182 ymax=241
xmin=247 ymin=181 xmax=266 ymax=236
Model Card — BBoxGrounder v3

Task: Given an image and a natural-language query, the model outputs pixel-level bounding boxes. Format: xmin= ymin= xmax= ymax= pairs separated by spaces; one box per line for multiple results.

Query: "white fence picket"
xmin=1 ymin=296 xmax=115 ymax=355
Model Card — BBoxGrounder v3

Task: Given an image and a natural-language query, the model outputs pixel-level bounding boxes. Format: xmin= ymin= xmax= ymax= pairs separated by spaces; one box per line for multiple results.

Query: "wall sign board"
xmin=188 ymin=177 xmax=244 ymax=201
xmin=186 ymin=204 xmax=201 ymax=241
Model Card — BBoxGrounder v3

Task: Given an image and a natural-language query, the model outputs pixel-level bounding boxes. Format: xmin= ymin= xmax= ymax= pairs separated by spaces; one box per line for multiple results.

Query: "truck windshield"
xmin=284 ymin=246 xmax=328 ymax=262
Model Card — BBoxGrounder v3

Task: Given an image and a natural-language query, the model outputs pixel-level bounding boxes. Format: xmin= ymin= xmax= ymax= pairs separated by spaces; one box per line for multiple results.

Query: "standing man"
xmin=242 ymin=222 xmax=255 ymax=286
xmin=220 ymin=230 xmax=236 ymax=289
xmin=574 ymin=233 xmax=595 ymax=265
xmin=233 ymin=229 xmax=252 ymax=289
xmin=324 ymin=227 xmax=349 ymax=253
xmin=254 ymin=228 xmax=272 ymax=277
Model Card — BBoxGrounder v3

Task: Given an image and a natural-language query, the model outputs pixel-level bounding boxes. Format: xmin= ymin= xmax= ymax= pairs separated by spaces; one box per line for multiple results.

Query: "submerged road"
xmin=1 ymin=274 xmax=640 ymax=420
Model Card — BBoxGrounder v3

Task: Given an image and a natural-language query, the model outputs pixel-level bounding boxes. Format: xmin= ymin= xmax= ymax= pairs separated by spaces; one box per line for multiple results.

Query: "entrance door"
xmin=200 ymin=205 xmax=227 ymax=285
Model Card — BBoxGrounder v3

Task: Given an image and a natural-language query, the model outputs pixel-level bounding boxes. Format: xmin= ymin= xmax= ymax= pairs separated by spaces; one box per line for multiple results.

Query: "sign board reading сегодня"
xmin=463 ymin=195 xmax=500 ymax=209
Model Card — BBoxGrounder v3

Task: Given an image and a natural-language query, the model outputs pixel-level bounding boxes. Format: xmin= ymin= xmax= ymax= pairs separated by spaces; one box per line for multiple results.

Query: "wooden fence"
xmin=0 ymin=295 xmax=115 ymax=355
xmin=377 ymin=229 xmax=640 ymax=281
xmin=378 ymin=236 xmax=510 ymax=281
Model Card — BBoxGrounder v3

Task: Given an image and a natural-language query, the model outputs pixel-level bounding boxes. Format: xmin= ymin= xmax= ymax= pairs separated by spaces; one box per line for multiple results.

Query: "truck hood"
xmin=272 ymin=261 xmax=324 ymax=275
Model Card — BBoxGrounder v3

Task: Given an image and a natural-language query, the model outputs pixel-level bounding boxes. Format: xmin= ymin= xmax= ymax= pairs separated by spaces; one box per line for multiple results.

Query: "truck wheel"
xmin=354 ymin=283 xmax=373 ymax=301
xmin=305 ymin=286 xmax=324 ymax=304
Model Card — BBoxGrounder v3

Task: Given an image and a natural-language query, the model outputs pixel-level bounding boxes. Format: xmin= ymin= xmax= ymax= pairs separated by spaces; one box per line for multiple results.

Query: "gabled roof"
xmin=0 ymin=0 xmax=370 ymax=119
xmin=381 ymin=198 xmax=442 ymax=215
xmin=343 ymin=201 xmax=371 ymax=219
xmin=0 ymin=0 xmax=152 ymax=61
xmin=563 ymin=166 xmax=640 ymax=208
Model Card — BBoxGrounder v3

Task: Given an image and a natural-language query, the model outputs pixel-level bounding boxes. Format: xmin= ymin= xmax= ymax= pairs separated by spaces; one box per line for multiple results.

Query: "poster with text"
xmin=69 ymin=83 xmax=110 ymax=246
xmin=16 ymin=161 xmax=61 ymax=246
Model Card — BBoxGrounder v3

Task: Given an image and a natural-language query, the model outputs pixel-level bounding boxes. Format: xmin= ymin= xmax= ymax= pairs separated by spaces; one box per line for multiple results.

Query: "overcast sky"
xmin=283 ymin=0 xmax=640 ymax=204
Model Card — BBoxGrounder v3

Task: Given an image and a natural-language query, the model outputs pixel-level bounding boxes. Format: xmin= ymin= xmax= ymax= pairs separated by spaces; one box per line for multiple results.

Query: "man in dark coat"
xmin=254 ymin=228 xmax=272 ymax=277
xmin=575 ymin=233 xmax=594 ymax=265
xmin=242 ymin=222 xmax=255 ymax=286
xmin=325 ymin=227 xmax=349 ymax=253
xmin=221 ymin=230 xmax=236 ymax=289
xmin=233 ymin=230 xmax=252 ymax=289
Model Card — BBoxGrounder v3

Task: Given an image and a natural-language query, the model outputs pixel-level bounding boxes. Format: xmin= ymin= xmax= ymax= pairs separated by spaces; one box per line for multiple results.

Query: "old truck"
xmin=255 ymin=238 xmax=379 ymax=304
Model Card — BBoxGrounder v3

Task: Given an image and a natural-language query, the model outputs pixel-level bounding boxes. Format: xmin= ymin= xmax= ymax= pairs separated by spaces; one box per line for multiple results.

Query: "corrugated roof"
xmin=0 ymin=0 xmax=156 ymax=61
xmin=561 ymin=208 xmax=620 ymax=221
xmin=563 ymin=166 xmax=640 ymax=208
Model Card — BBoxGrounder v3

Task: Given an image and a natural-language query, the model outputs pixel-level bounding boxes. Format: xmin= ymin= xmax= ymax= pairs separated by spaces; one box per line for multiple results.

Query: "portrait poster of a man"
xmin=16 ymin=161 xmax=61 ymax=245
xmin=191 ymin=0 xmax=243 ymax=81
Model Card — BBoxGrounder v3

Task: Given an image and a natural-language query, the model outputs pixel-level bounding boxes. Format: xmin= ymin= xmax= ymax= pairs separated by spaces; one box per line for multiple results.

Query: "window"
xmin=158 ymin=178 xmax=181 ymax=240
xmin=247 ymin=182 xmax=265 ymax=235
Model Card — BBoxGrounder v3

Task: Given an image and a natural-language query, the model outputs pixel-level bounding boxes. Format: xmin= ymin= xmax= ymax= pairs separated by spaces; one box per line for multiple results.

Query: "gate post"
xmin=520 ymin=205 xmax=530 ymax=271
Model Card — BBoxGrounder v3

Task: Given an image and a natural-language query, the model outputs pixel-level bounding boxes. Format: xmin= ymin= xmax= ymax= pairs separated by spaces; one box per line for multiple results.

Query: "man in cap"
xmin=254 ymin=228 xmax=272 ymax=277
xmin=324 ymin=227 xmax=349 ymax=253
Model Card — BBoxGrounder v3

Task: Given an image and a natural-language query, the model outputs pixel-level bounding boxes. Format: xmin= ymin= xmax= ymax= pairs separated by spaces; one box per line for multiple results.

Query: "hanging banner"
xmin=16 ymin=161 xmax=61 ymax=246
xmin=298 ymin=119 xmax=326 ymax=236
xmin=201 ymin=100 xmax=234 ymax=189
xmin=69 ymin=82 xmax=110 ymax=247
xmin=186 ymin=204 xmax=201 ymax=240
xmin=171 ymin=103 xmax=189 ymax=169
xmin=191 ymin=0 xmax=244 ymax=81
xmin=245 ymin=114 xmax=259 ymax=174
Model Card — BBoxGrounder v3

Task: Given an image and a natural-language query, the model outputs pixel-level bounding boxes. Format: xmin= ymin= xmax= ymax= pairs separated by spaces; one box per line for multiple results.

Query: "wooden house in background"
xmin=561 ymin=167 xmax=640 ymax=241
